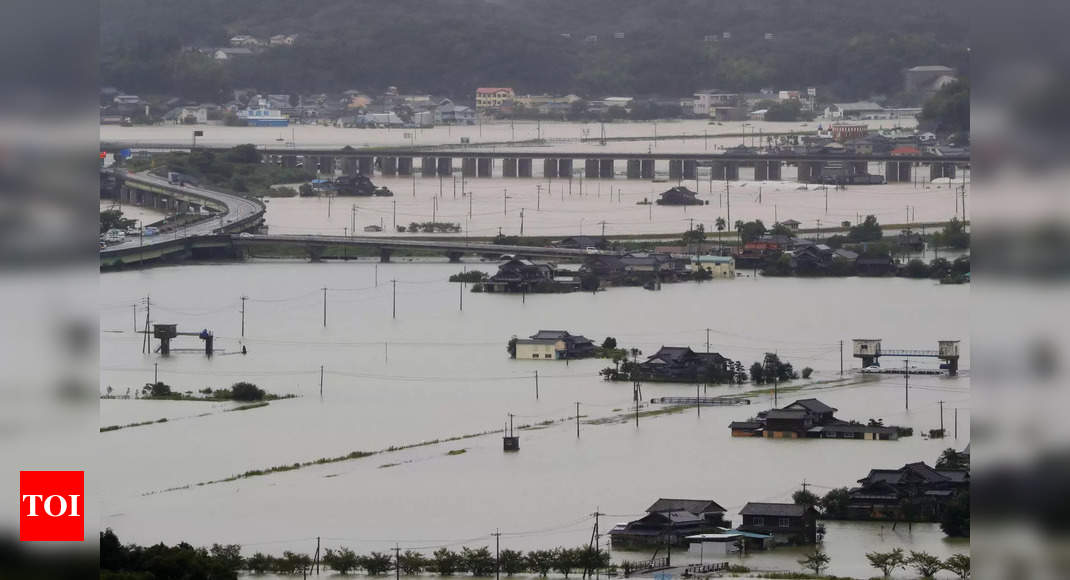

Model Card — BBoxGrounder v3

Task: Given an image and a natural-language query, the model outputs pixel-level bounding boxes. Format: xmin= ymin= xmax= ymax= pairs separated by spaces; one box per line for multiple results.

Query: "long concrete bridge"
xmin=100 ymin=169 xmax=265 ymax=267
xmin=100 ymin=232 xmax=614 ymax=269
xmin=101 ymin=143 xmax=969 ymax=184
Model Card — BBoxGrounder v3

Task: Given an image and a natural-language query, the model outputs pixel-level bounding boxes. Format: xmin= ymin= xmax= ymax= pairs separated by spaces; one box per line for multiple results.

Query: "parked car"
xmin=585 ymin=247 xmax=599 ymax=254
xmin=142 ymin=226 xmax=159 ymax=236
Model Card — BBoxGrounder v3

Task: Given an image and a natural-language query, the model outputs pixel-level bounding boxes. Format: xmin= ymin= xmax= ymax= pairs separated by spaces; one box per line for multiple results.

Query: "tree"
xmin=682 ymin=223 xmax=706 ymax=244
xmin=323 ymin=547 xmax=361 ymax=574
xmin=919 ymin=79 xmax=970 ymax=135
xmin=801 ymin=367 xmax=813 ymax=379
xmin=526 ymin=549 xmax=555 ymax=577
xmin=936 ymin=447 xmax=968 ymax=470
xmin=943 ymin=553 xmax=970 ymax=580
xmin=499 ymin=549 xmax=527 ymax=575
xmin=940 ymin=490 xmax=970 ymax=537
xmin=225 ymin=144 xmax=261 ymax=164
xmin=792 ymin=488 xmax=820 ymax=511
xmin=601 ymin=337 xmax=617 ymax=350
xmin=738 ymin=220 xmax=767 ymax=244
xmin=551 ymin=547 xmax=579 ymax=578
xmin=904 ymin=258 xmax=931 ymax=278
xmin=229 ymin=381 xmax=265 ymax=401
xmin=848 ymin=215 xmax=883 ymax=242
xmin=361 ymin=552 xmax=394 ymax=575
xmin=432 ymin=548 xmax=461 ymax=575
xmin=820 ymin=487 xmax=851 ymax=519
xmin=461 ymin=546 xmax=496 ymax=576
xmin=299 ymin=183 xmax=316 ymax=197
xmin=398 ymin=551 xmax=427 ymax=575
xmin=907 ymin=551 xmax=944 ymax=578
xmin=770 ymin=223 xmax=795 ymax=238
xmin=866 ymin=548 xmax=905 ymax=579
xmin=142 ymin=381 xmax=172 ymax=398
xmin=100 ymin=209 xmax=137 ymax=234
xmin=209 ymin=544 xmax=243 ymax=575
xmin=279 ymin=551 xmax=312 ymax=575
xmin=246 ymin=552 xmax=272 ymax=574
xmin=934 ymin=218 xmax=969 ymax=249
xmin=798 ymin=549 xmax=830 ymax=575
xmin=749 ymin=361 xmax=765 ymax=384
xmin=507 ymin=337 xmax=518 ymax=358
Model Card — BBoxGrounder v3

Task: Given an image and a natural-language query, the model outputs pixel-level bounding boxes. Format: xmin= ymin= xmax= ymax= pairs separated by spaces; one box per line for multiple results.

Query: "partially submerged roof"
xmin=785 ymin=398 xmax=837 ymax=414
xmin=647 ymin=498 xmax=726 ymax=515
xmin=740 ymin=502 xmax=808 ymax=517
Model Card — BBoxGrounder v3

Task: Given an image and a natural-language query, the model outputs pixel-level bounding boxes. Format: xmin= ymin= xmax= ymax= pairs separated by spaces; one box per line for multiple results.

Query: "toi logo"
xmin=19 ymin=471 xmax=84 ymax=541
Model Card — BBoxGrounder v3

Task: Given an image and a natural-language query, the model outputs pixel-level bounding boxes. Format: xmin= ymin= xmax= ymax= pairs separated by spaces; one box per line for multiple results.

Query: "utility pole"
xmin=392 ymin=279 xmax=397 ymax=319
xmin=725 ymin=177 xmax=731 ymax=235
xmin=600 ymin=221 xmax=606 ymax=237
xmin=503 ymin=188 xmax=508 ymax=216
xmin=954 ymin=408 xmax=958 ymax=439
xmin=493 ymin=529 xmax=501 ymax=580
xmin=839 ymin=340 xmax=844 ymax=375
xmin=394 ymin=545 xmax=401 ymax=580
xmin=576 ymin=402 xmax=581 ymax=438
xmin=939 ymin=400 xmax=945 ymax=433
xmin=141 ymin=295 xmax=151 ymax=354
xmin=459 ymin=267 xmax=464 ymax=311
xmin=322 ymin=287 xmax=327 ymax=327
xmin=706 ymin=328 xmax=711 ymax=353
xmin=319 ymin=365 xmax=324 ymax=399
xmin=240 ymin=295 xmax=247 ymax=337
xmin=315 ymin=537 xmax=321 ymax=575
xmin=392 ymin=200 xmax=397 ymax=231
xmin=520 ymin=208 xmax=525 ymax=236
xmin=696 ymin=384 xmax=701 ymax=417
xmin=351 ymin=204 xmax=357 ymax=235
xmin=535 ymin=371 xmax=539 ymax=399
xmin=904 ymin=359 xmax=910 ymax=410
xmin=154 ymin=362 xmax=158 ymax=385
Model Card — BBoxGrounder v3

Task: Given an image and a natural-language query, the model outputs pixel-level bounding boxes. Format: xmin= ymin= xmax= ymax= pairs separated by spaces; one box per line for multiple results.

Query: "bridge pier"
xmin=585 ymin=159 xmax=600 ymax=179
xmin=422 ymin=157 xmax=437 ymax=177
xmin=768 ymin=161 xmax=782 ymax=181
xmin=437 ymin=157 xmax=453 ymax=176
xmin=710 ymin=161 xmax=726 ymax=180
xmin=851 ymin=161 xmax=868 ymax=176
xmin=798 ymin=161 xmax=823 ymax=183
xmin=358 ymin=156 xmax=374 ymax=175
xmin=319 ymin=156 xmax=335 ymax=175
xmin=381 ymin=157 xmax=398 ymax=176
xmin=518 ymin=158 xmax=533 ymax=177
xmin=447 ymin=251 xmax=463 ymax=263
xmin=342 ymin=157 xmax=358 ymax=175
xmin=308 ymin=245 xmax=326 ymax=262
xmin=543 ymin=158 xmax=559 ymax=178
xmin=930 ymin=162 xmax=956 ymax=181
xmin=282 ymin=155 xmax=297 ymax=168
xmin=626 ymin=159 xmax=641 ymax=179
xmin=641 ymin=159 xmax=655 ymax=179
xmin=599 ymin=159 xmax=614 ymax=178
xmin=379 ymin=248 xmax=393 ymax=263
xmin=477 ymin=158 xmax=493 ymax=177
xmin=398 ymin=157 xmax=414 ymax=176
xmin=503 ymin=158 xmax=518 ymax=177
xmin=462 ymin=158 xmax=476 ymax=177
xmin=754 ymin=161 xmax=769 ymax=181
xmin=683 ymin=160 xmax=698 ymax=180
xmin=668 ymin=159 xmax=683 ymax=181
xmin=558 ymin=158 xmax=573 ymax=178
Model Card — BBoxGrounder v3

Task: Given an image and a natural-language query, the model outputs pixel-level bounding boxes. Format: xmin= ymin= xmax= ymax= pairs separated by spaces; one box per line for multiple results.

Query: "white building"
xmin=692 ymin=90 xmax=739 ymax=117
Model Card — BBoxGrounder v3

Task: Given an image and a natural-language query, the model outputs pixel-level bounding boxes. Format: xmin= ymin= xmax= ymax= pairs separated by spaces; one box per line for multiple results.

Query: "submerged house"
xmin=485 ymin=259 xmax=557 ymax=292
xmin=637 ymin=346 xmax=734 ymax=382
xmin=656 ymin=186 xmax=706 ymax=206
xmin=729 ymin=398 xmax=900 ymax=440
xmin=738 ymin=503 xmax=818 ymax=545
xmin=845 ymin=461 xmax=969 ymax=521
xmin=514 ymin=330 xmax=596 ymax=360
xmin=608 ymin=498 xmax=731 ymax=548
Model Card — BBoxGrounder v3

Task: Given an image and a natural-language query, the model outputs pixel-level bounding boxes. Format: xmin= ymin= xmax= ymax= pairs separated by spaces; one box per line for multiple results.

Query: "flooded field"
xmin=100 ymin=262 xmax=969 ymax=578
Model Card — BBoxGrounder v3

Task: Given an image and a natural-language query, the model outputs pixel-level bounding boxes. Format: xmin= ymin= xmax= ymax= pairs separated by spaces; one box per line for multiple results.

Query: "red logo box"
xmin=19 ymin=471 xmax=84 ymax=541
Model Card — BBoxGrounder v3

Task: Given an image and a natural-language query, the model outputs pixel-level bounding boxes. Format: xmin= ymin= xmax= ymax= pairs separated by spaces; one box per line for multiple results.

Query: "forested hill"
xmin=101 ymin=0 xmax=969 ymax=102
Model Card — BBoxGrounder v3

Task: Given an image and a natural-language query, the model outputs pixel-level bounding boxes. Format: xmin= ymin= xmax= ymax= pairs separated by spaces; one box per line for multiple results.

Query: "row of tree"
xmin=101 ymin=530 xmax=611 ymax=579
xmin=867 ymin=549 xmax=970 ymax=579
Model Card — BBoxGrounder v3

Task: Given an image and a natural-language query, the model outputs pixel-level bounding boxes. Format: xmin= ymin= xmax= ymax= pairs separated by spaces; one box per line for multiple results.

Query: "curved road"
xmin=103 ymin=170 xmax=264 ymax=253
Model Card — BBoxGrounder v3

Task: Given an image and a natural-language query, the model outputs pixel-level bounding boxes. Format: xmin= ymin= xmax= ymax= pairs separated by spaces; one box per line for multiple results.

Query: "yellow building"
xmin=692 ymin=255 xmax=736 ymax=279
xmin=514 ymin=338 xmax=559 ymax=360
xmin=475 ymin=87 xmax=515 ymax=110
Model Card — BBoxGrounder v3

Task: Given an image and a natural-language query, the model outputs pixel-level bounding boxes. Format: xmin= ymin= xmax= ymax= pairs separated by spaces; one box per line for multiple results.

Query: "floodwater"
xmin=100 ymin=262 xmax=969 ymax=579
xmin=105 ymin=118 xmax=968 ymax=238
